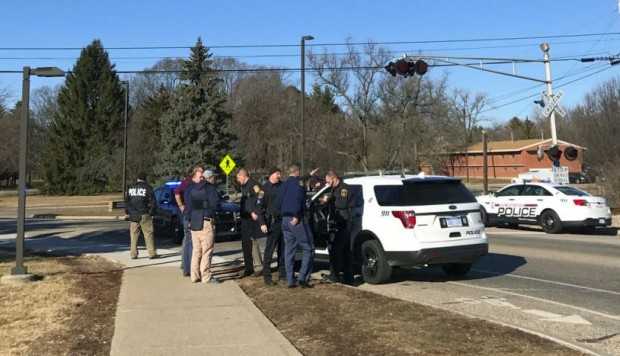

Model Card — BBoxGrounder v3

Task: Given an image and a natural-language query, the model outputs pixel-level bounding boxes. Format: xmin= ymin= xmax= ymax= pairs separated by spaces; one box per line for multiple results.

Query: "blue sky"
xmin=2 ymin=0 xmax=620 ymax=124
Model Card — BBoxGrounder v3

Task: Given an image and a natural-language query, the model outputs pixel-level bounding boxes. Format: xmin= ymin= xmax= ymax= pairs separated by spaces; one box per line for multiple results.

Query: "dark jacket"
xmin=125 ymin=180 xmax=155 ymax=219
xmin=188 ymin=181 xmax=220 ymax=231
xmin=262 ymin=180 xmax=283 ymax=222
xmin=280 ymin=176 xmax=306 ymax=219
xmin=240 ymin=178 xmax=265 ymax=225
xmin=329 ymin=181 xmax=356 ymax=225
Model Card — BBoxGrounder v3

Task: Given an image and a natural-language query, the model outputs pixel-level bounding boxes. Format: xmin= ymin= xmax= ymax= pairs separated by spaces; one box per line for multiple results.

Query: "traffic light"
xmin=385 ymin=58 xmax=429 ymax=77
xmin=564 ymin=146 xmax=578 ymax=161
xmin=547 ymin=145 xmax=562 ymax=161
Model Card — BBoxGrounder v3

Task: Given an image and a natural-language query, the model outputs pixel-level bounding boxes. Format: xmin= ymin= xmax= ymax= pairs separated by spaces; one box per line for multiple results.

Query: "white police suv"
xmin=307 ymin=174 xmax=488 ymax=284
xmin=477 ymin=182 xmax=612 ymax=234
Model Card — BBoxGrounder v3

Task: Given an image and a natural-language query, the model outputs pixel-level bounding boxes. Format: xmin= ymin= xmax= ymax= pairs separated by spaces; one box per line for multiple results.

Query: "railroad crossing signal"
xmin=219 ymin=154 xmax=236 ymax=176
xmin=541 ymin=90 xmax=566 ymax=118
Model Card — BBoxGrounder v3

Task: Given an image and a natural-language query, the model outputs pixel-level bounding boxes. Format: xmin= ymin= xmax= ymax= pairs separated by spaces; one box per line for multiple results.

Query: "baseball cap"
xmin=203 ymin=169 xmax=215 ymax=179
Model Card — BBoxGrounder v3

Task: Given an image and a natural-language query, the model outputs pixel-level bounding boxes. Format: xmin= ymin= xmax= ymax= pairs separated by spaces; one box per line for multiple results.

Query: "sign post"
xmin=218 ymin=154 xmax=237 ymax=195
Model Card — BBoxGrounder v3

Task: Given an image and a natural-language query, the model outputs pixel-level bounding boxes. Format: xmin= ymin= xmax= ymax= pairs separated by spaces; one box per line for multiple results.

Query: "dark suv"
xmin=153 ymin=181 xmax=241 ymax=243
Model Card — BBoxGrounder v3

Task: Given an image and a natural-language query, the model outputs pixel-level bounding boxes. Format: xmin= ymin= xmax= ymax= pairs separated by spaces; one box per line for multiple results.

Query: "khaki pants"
xmin=191 ymin=221 xmax=215 ymax=282
xmin=130 ymin=215 xmax=156 ymax=258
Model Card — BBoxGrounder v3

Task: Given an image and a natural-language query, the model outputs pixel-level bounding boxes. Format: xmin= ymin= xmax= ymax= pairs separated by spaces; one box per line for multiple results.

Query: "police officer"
xmin=323 ymin=170 xmax=355 ymax=284
xmin=236 ymin=168 xmax=267 ymax=277
xmin=280 ymin=164 xmax=314 ymax=288
xmin=124 ymin=173 xmax=158 ymax=259
xmin=261 ymin=168 xmax=286 ymax=285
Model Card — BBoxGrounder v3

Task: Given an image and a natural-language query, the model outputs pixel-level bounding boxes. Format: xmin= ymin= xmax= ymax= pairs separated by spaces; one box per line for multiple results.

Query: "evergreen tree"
xmin=128 ymin=85 xmax=171 ymax=179
xmin=157 ymin=38 xmax=235 ymax=177
xmin=43 ymin=39 xmax=125 ymax=194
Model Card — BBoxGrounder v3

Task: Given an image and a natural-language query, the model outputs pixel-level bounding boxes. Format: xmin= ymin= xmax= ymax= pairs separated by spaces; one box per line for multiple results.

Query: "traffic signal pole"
xmin=540 ymin=43 xmax=558 ymax=146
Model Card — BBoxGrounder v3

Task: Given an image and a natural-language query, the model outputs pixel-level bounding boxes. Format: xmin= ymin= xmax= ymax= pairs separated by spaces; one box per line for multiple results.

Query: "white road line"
xmin=472 ymin=268 xmax=620 ymax=297
xmin=448 ymin=281 xmax=620 ymax=321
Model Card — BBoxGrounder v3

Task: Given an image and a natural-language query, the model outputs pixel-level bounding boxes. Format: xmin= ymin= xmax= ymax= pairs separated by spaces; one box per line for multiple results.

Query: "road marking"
xmin=448 ymin=281 xmax=620 ymax=321
xmin=472 ymin=268 xmax=620 ymax=297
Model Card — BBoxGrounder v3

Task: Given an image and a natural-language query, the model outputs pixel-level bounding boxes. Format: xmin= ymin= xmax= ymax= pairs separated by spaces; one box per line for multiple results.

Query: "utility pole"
xmin=121 ymin=81 xmax=129 ymax=196
xmin=482 ymin=131 xmax=488 ymax=195
xmin=300 ymin=35 xmax=314 ymax=175
xmin=540 ymin=43 xmax=558 ymax=145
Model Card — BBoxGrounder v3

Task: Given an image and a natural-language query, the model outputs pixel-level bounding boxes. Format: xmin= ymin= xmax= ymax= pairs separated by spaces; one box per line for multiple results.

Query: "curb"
xmin=31 ymin=214 xmax=126 ymax=221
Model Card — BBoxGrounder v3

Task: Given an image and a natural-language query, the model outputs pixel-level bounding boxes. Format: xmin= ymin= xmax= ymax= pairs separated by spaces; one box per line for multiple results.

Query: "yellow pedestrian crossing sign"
xmin=219 ymin=154 xmax=236 ymax=176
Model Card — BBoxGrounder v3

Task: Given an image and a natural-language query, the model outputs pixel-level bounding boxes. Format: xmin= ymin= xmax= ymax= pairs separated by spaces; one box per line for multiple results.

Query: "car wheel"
xmin=360 ymin=240 xmax=392 ymax=284
xmin=442 ymin=263 xmax=472 ymax=277
xmin=540 ymin=210 xmax=563 ymax=234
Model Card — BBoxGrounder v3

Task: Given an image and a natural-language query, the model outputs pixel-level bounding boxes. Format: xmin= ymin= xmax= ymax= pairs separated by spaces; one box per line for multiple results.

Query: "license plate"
xmin=444 ymin=216 xmax=463 ymax=228
xmin=599 ymin=218 xmax=605 ymax=224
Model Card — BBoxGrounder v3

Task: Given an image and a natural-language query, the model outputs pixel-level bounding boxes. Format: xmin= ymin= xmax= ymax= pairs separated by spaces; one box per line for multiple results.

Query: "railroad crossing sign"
xmin=219 ymin=154 xmax=236 ymax=176
xmin=541 ymin=90 xmax=566 ymax=118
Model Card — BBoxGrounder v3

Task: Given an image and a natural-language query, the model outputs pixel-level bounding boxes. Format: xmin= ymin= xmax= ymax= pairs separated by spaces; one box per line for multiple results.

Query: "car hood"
xmin=220 ymin=201 xmax=240 ymax=213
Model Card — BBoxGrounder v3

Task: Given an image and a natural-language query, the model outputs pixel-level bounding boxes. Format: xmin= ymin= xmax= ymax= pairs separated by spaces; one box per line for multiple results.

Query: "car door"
xmin=518 ymin=185 xmax=552 ymax=225
xmin=493 ymin=185 xmax=524 ymax=223
xmin=307 ymin=185 xmax=333 ymax=251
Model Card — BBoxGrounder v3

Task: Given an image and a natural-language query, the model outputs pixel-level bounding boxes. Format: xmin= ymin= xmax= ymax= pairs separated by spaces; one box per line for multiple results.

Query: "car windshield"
xmin=374 ymin=180 xmax=476 ymax=206
xmin=554 ymin=186 xmax=590 ymax=197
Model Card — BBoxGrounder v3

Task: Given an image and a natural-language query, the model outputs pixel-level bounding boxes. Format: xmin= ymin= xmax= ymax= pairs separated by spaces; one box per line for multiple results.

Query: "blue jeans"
xmin=181 ymin=215 xmax=193 ymax=276
xmin=282 ymin=216 xmax=314 ymax=285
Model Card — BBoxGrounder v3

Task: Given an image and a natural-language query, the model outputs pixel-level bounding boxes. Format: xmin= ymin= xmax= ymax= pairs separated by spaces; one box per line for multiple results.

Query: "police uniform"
xmin=239 ymin=178 xmax=265 ymax=275
xmin=280 ymin=175 xmax=314 ymax=287
xmin=261 ymin=179 xmax=286 ymax=283
xmin=125 ymin=179 xmax=157 ymax=259
xmin=328 ymin=181 xmax=356 ymax=284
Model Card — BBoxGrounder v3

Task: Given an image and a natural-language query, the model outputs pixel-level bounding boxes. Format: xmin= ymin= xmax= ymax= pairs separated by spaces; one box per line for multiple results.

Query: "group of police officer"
xmin=236 ymin=165 xmax=357 ymax=287
xmin=125 ymin=164 xmax=358 ymax=288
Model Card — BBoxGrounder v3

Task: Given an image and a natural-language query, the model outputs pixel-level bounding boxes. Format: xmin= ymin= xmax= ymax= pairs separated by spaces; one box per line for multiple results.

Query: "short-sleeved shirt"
xmin=174 ymin=176 xmax=193 ymax=205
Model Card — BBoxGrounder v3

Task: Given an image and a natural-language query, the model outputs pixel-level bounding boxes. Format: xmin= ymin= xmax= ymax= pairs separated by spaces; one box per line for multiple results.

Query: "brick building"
xmin=445 ymin=138 xmax=585 ymax=179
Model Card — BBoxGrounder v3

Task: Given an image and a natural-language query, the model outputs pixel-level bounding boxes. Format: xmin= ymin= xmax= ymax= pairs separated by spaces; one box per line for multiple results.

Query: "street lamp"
xmin=12 ymin=66 xmax=65 ymax=277
xmin=121 ymin=81 xmax=129 ymax=195
xmin=300 ymin=35 xmax=314 ymax=175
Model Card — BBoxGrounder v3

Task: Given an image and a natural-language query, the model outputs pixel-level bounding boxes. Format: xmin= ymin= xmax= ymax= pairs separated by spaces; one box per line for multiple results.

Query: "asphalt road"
xmin=1 ymin=218 xmax=619 ymax=354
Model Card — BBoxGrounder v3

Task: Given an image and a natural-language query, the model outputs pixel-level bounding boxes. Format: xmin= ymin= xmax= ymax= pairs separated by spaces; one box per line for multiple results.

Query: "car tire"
xmin=540 ymin=210 xmax=563 ymax=234
xmin=360 ymin=240 xmax=392 ymax=284
xmin=442 ymin=263 xmax=472 ymax=277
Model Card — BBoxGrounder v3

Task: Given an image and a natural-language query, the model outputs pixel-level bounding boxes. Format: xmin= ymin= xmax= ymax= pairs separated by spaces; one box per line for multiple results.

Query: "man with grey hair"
xmin=280 ymin=164 xmax=314 ymax=288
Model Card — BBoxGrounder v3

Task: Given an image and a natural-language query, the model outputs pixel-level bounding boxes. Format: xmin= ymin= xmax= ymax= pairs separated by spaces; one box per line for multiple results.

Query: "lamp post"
xmin=12 ymin=66 xmax=65 ymax=276
xmin=300 ymin=35 xmax=314 ymax=175
xmin=121 ymin=80 xmax=129 ymax=195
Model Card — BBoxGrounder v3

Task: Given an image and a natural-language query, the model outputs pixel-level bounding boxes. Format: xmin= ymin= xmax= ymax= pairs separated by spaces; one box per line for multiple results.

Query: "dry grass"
xmin=240 ymin=276 xmax=583 ymax=356
xmin=0 ymin=254 xmax=122 ymax=355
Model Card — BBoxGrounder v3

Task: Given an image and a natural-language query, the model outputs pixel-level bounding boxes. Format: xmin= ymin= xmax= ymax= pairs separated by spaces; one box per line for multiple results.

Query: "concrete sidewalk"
xmin=110 ymin=258 xmax=300 ymax=356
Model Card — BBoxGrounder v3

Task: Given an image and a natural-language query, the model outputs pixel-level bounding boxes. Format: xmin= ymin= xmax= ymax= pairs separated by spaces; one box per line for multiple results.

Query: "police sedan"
xmin=477 ymin=182 xmax=612 ymax=233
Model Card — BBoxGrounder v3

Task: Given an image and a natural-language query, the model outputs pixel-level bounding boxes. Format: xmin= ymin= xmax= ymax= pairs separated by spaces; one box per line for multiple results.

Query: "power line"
xmin=2 ymin=32 xmax=620 ymax=51
xmin=481 ymin=64 xmax=613 ymax=114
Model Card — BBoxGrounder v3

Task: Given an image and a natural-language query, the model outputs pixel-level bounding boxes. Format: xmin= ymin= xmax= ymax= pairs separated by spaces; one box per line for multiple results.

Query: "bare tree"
xmin=130 ymin=58 xmax=183 ymax=107
xmin=308 ymin=40 xmax=390 ymax=171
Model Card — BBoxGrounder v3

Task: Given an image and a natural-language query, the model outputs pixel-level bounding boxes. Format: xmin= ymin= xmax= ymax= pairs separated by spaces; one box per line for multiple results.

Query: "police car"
xmin=477 ymin=181 xmax=612 ymax=234
xmin=307 ymin=174 xmax=488 ymax=284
